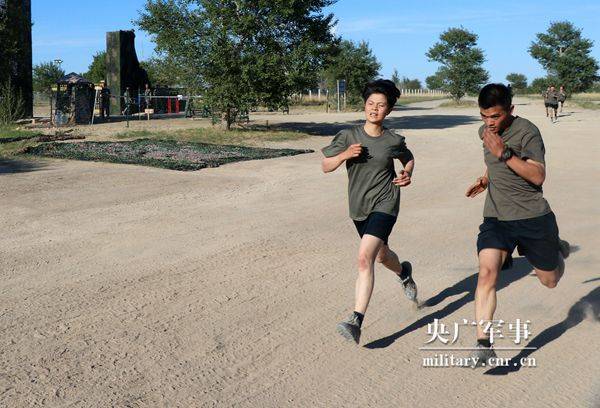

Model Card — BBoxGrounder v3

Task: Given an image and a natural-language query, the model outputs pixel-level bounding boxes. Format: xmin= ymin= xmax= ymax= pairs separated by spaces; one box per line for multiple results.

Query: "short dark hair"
xmin=478 ymin=83 xmax=512 ymax=110
xmin=362 ymin=79 xmax=401 ymax=108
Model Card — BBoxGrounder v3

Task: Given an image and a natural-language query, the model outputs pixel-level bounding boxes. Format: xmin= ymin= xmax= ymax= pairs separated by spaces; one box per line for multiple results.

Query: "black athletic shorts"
xmin=353 ymin=212 xmax=397 ymax=245
xmin=477 ymin=212 xmax=560 ymax=271
xmin=545 ymin=102 xmax=558 ymax=109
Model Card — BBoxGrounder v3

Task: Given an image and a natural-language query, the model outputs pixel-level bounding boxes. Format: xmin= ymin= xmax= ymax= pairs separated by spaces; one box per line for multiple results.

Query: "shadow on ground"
xmin=0 ymin=157 xmax=50 ymax=174
xmin=484 ymin=286 xmax=600 ymax=375
xmin=363 ymin=257 xmax=533 ymax=349
xmin=274 ymin=114 xmax=479 ymax=136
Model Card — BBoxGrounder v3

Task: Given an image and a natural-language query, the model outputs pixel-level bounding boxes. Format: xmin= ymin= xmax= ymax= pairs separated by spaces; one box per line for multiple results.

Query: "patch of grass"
xmin=113 ymin=127 xmax=311 ymax=146
xmin=439 ymin=100 xmax=478 ymax=108
xmin=0 ymin=125 xmax=38 ymax=141
xmin=569 ymin=93 xmax=600 ymax=110
xmin=25 ymin=139 xmax=313 ymax=171
xmin=572 ymin=100 xmax=600 ymax=110
xmin=0 ymin=138 xmax=40 ymax=157
xmin=0 ymin=125 xmax=41 ymax=157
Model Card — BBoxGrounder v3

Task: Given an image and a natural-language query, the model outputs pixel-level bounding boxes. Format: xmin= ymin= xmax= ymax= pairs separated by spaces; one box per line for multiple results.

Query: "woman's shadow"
xmin=364 ymin=257 xmax=534 ymax=349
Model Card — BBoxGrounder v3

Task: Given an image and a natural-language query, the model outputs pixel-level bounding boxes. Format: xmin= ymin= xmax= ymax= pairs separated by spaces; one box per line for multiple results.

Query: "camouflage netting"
xmin=24 ymin=139 xmax=313 ymax=171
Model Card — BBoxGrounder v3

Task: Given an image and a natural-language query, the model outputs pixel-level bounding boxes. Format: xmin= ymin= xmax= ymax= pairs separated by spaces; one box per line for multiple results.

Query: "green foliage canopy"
xmin=426 ymin=27 xmax=489 ymax=101
xmin=529 ymin=21 xmax=599 ymax=93
xmin=322 ymin=39 xmax=380 ymax=106
xmin=137 ymin=0 xmax=337 ymax=129
xmin=33 ymin=61 xmax=65 ymax=96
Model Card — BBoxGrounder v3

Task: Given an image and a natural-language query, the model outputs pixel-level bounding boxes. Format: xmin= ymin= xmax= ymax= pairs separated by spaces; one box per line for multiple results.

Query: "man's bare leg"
xmin=475 ymin=248 xmax=507 ymax=339
xmin=534 ymin=253 xmax=565 ymax=288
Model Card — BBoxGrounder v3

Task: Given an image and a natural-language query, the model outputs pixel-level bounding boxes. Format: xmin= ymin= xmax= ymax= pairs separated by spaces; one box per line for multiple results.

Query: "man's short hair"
xmin=478 ymin=83 xmax=512 ymax=110
xmin=362 ymin=79 xmax=401 ymax=108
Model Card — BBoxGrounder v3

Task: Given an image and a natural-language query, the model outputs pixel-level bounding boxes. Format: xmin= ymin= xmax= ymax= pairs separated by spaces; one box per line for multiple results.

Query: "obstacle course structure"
xmin=106 ymin=30 xmax=150 ymax=115
xmin=0 ymin=0 xmax=33 ymax=118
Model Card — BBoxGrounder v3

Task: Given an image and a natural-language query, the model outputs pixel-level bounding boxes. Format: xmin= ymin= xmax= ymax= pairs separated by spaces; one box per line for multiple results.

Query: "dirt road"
xmin=2 ymin=98 xmax=599 ymax=407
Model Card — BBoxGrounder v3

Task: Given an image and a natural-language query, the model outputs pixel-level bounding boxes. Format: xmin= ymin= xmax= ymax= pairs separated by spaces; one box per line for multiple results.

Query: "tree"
xmin=322 ymin=40 xmax=380 ymax=106
xmin=84 ymin=51 xmax=106 ymax=84
xmin=140 ymin=56 xmax=184 ymax=87
xmin=506 ymin=73 xmax=527 ymax=93
xmin=399 ymin=76 xmax=421 ymax=90
xmin=391 ymin=68 xmax=401 ymax=87
xmin=426 ymin=27 xmax=489 ymax=101
xmin=529 ymin=21 xmax=599 ymax=93
xmin=137 ymin=0 xmax=337 ymax=130
xmin=529 ymin=76 xmax=558 ymax=94
xmin=33 ymin=61 xmax=65 ymax=97
xmin=425 ymin=72 xmax=444 ymax=90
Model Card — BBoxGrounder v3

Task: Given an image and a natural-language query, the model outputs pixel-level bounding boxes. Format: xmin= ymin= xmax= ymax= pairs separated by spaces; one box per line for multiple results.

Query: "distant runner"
xmin=558 ymin=85 xmax=567 ymax=113
xmin=543 ymin=85 xmax=559 ymax=123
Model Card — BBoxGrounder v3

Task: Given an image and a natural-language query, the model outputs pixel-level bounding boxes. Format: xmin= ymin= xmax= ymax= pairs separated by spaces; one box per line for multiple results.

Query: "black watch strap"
xmin=500 ymin=146 xmax=513 ymax=162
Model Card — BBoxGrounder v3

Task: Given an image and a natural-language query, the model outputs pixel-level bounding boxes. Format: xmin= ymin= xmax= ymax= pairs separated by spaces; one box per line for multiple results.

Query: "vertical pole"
xmin=337 ymin=80 xmax=340 ymax=113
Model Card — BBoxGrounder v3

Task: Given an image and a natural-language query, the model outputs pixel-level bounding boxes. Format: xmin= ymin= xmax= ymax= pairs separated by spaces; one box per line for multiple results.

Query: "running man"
xmin=543 ymin=85 xmax=559 ymax=123
xmin=321 ymin=79 xmax=417 ymax=344
xmin=466 ymin=84 xmax=570 ymax=366
xmin=558 ymin=85 xmax=567 ymax=113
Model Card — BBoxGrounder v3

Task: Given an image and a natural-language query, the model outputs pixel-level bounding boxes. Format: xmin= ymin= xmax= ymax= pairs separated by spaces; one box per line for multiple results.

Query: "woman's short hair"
xmin=362 ymin=79 xmax=401 ymax=108
xmin=478 ymin=83 xmax=512 ymax=110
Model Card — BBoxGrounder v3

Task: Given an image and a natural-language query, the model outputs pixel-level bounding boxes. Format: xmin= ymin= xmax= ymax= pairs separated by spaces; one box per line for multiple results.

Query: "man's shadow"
xmin=484 ymin=286 xmax=600 ymax=375
xmin=363 ymin=257 xmax=533 ymax=349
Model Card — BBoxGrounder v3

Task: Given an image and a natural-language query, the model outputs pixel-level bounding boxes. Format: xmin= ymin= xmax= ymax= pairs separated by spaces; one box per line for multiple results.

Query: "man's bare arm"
xmin=505 ymin=156 xmax=546 ymax=186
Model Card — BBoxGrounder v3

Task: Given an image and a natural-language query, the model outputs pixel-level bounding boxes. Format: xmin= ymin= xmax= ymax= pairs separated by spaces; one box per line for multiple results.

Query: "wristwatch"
xmin=500 ymin=145 xmax=514 ymax=162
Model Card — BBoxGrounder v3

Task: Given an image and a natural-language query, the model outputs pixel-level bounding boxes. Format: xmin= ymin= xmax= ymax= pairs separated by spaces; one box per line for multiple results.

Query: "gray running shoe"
xmin=559 ymin=239 xmax=570 ymax=259
xmin=469 ymin=343 xmax=497 ymax=368
xmin=398 ymin=261 xmax=417 ymax=302
xmin=336 ymin=314 xmax=361 ymax=344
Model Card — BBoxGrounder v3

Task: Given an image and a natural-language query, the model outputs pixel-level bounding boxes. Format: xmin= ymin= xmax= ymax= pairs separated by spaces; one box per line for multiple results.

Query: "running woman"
xmin=321 ymin=79 xmax=417 ymax=344
xmin=466 ymin=84 xmax=570 ymax=365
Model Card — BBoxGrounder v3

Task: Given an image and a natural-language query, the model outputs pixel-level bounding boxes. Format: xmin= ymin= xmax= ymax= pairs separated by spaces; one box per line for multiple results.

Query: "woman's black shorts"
xmin=353 ymin=212 xmax=397 ymax=245
xmin=545 ymin=102 xmax=558 ymax=109
xmin=477 ymin=212 xmax=560 ymax=271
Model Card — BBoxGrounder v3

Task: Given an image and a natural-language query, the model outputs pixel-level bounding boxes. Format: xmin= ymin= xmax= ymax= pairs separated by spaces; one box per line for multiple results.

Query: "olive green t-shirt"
xmin=479 ymin=117 xmax=551 ymax=221
xmin=322 ymin=125 xmax=413 ymax=221
xmin=544 ymin=90 xmax=559 ymax=104
xmin=559 ymin=91 xmax=567 ymax=102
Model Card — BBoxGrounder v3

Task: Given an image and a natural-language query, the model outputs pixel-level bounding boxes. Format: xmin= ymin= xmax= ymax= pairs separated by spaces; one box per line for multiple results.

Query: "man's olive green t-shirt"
xmin=322 ymin=125 xmax=413 ymax=221
xmin=479 ymin=117 xmax=551 ymax=221
xmin=544 ymin=90 xmax=559 ymax=104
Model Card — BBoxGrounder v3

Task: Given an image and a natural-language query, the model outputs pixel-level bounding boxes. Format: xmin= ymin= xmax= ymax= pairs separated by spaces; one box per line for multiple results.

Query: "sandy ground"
xmin=2 ymin=98 xmax=599 ymax=407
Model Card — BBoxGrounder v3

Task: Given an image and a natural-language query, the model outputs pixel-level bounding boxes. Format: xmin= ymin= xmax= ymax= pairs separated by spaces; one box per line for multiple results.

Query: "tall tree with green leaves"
xmin=425 ymin=72 xmax=444 ymax=90
xmin=529 ymin=21 xmax=599 ymax=94
xmin=426 ymin=27 xmax=489 ymax=101
xmin=137 ymin=0 xmax=337 ymax=129
xmin=322 ymin=40 xmax=380 ymax=106
xmin=391 ymin=68 xmax=401 ymax=87
xmin=529 ymin=76 xmax=558 ymax=94
xmin=83 ymin=51 xmax=106 ymax=84
xmin=141 ymin=56 xmax=184 ymax=87
xmin=399 ymin=77 xmax=422 ymax=90
xmin=506 ymin=73 xmax=527 ymax=93
xmin=33 ymin=61 xmax=65 ymax=97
